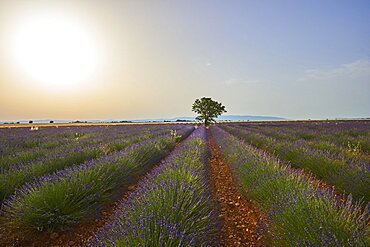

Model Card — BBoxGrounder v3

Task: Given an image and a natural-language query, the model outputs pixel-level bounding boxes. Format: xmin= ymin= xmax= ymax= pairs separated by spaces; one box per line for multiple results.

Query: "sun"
xmin=10 ymin=12 xmax=99 ymax=91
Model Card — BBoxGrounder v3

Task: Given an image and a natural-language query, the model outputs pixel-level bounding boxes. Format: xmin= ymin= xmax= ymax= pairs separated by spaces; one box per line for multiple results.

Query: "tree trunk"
xmin=204 ymin=118 xmax=209 ymax=127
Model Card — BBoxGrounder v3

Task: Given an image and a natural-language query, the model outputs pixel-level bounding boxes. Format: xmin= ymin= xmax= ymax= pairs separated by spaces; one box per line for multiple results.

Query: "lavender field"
xmin=0 ymin=121 xmax=369 ymax=246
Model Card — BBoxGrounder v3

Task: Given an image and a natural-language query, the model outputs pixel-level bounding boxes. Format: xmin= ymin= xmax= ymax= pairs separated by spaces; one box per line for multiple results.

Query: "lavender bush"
xmin=92 ymin=126 xmax=220 ymax=246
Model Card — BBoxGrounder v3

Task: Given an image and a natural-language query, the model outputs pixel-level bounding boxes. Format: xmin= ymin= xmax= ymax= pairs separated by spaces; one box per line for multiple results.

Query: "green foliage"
xmin=346 ymin=141 xmax=362 ymax=155
xmin=192 ymin=97 xmax=226 ymax=126
xmin=170 ymin=129 xmax=182 ymax=142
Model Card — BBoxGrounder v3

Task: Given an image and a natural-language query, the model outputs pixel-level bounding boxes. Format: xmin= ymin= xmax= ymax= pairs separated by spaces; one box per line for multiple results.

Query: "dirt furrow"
xmin=207 ymin=130 xmax=265 ymax=247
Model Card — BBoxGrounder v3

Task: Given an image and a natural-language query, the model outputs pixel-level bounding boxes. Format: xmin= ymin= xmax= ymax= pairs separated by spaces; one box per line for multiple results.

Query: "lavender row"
xmin=1 ymin=135 xmax=101 ymax=173
xmin=1 ymin=126 xmax=194 ymax=232
xmin=0 ymin=125 xmax=103 ymax=155
xmin=0 ymin=125 xmax=133 ymax=170
xmin=0 ymin=135 xmax=136 ymax=202
xmin=0 ymin=125 xmax=192 ymax=203
xmin=234 ymin=122 xmax=370 ymax=163
xmin=1 ymin=124 xmax=185 ymax=173
xmin=0 ymin=124 xmax=178 ymax=171
xmin=211 ymin=126 xmax=369 ymax=246
xmin=221 ymin=125 xmax=370 ymax=202
xmin=92 ymin=126 xmax=220 ymax=246
xmin=233 ymin=121 xmax=370 ymax=154
xmin=224 ymin=124 xmax=369 ymax=171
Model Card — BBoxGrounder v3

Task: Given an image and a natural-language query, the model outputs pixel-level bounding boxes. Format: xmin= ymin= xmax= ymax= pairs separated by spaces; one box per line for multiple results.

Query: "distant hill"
xmin=129 ymin=115 xmax=286 ymax=122
xmin=0 ymin=115 xmax=286 ymax=124
xmin=216 ymin=115 xmax=286 ymax=121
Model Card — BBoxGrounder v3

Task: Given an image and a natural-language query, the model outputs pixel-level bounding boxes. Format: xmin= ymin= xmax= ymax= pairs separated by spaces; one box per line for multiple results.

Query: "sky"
xmin=0 ymin=0 xmax=369 ymax=121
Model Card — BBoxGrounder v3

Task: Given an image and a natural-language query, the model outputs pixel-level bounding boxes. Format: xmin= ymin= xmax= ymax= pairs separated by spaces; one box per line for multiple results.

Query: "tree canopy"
xmin=192 ymin=97 xmax=227 ymax=126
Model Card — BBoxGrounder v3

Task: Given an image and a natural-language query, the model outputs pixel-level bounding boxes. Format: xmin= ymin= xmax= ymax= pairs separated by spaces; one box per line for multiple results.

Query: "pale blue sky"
xmin=0 ymin=0 xmax=369 ymax=120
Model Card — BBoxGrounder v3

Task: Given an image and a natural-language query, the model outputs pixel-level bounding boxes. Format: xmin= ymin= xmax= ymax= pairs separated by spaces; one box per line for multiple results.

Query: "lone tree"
xmin=192 ymin=97 xmax=227 ymax=126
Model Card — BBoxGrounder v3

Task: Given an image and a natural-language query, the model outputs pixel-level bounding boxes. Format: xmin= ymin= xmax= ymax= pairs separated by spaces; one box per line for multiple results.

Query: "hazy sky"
xmin=0 ymin=0 xmax=369 ymax=121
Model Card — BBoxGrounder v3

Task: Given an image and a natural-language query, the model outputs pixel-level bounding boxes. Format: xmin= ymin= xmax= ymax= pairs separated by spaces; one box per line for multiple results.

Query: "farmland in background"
xmin=0 ymin=121 xmax=369 ymax=246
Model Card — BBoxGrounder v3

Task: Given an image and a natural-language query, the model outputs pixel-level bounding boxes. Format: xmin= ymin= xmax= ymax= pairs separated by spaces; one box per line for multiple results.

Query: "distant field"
xmin=0 ymin=119 xmax=352 ymax=128
xmin=0 ymin=121 xmax=368 ymax=246
xmin=0 ymin=121 xmax=190 ymax=129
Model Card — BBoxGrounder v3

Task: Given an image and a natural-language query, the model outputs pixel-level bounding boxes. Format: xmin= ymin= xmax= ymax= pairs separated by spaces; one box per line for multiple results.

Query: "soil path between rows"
xmin=207 ymin=130 xmax=265 ymax=247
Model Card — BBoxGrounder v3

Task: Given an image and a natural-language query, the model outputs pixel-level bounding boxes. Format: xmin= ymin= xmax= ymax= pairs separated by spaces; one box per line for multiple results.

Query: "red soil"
xmin=207 ymin=130 xmax=266 ymax=246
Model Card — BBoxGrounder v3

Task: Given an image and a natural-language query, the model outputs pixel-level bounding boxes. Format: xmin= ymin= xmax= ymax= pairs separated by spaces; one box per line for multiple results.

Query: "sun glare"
xmin=10 ymin=12 xmax=99 ymax=91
